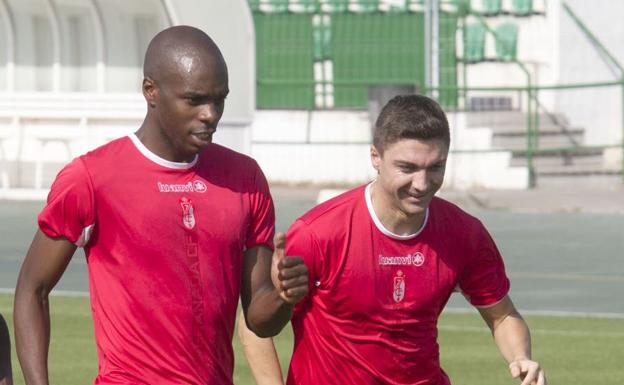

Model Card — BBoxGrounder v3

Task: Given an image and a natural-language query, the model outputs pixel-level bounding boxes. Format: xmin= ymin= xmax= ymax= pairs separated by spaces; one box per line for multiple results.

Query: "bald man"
xmin=14 ymin=26 xmax=308 ymax=385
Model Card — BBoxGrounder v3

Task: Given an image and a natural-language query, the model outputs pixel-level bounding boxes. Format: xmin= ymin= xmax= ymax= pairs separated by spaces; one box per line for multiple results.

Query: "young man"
xmin=14 ymin=26 xmax=308 ymax=385
xmin=239 ymin=95 xmax=546 ymax=385
xmin=0 ymin=314 xmax=12 ymax=385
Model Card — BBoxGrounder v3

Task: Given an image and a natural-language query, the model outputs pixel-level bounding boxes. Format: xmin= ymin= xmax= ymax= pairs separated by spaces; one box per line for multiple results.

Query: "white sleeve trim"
xmin=75 ymin=224 xmax=94 ymax=247
xmin=455 ymin=284 xmax=508 ymax=309
xmin=473 ymin=295 xmax=508 ymax=309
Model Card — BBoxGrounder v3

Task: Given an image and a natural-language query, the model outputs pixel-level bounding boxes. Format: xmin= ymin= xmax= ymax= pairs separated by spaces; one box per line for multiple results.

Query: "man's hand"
xmin=509 ymin=358 xmax=546 ymax=385
xmin=271 ymin=233 xmax=308 ymax=305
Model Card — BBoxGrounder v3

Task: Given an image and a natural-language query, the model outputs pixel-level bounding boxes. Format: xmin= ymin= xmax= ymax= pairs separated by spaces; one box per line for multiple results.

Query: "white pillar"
xmin=90 ymin=0 xmax=107 ymax=92
xmin=44 ymin=0 xmax=62 ymax=92
xmin=160 ymin=0 xmax=179 ymax=25
xmin=0 ymin=0 xmax=15 ymax=92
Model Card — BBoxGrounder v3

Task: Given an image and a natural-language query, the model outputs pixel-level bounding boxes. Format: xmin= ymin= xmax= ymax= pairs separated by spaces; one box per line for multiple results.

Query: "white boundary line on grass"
xmin=0 ymin=287 xmax=89 ymax=297
xmin=2 ymin=287 xmax=624 ymax=319
xmin=439 ymin=324 xmax=624 ymax=338
xmin=441 ymin=306 xmax=624 ymax=319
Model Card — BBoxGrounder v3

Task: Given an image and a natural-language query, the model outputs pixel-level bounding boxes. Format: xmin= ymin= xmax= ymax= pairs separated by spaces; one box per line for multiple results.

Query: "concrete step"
xmin=509 ymin=156 xmax=603 ymax=170
xmin=493 ymin=133 xmax=584 ymax=150
xmin=466 ymin=111 xmax=584 ymax=149
xmin=535 ymin=164 xmax=620 ymax=176
xmin=535 ymin=172 xmax=622 ymax=188
xmin=488 ymin=124 xmax=582 ymax=135
xmin=510 ymin=151 xmax=604 ymax=168
xmin=466 ymin=110 xmax=622 ymax=187
xmin=466 ymin=110 xmax=570 ymax=127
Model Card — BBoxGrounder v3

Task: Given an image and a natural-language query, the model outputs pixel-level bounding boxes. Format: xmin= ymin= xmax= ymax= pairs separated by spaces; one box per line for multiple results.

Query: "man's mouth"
xmin=405 ymin=191 xmax=428 ymax=200
xmin=191 ymin=129 xmax=215 ymax=141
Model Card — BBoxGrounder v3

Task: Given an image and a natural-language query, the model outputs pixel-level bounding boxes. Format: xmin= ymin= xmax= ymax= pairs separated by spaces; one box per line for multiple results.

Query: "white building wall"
xmin=251 ymin=110 xmax=375 ymax=185
xmin=444 ymin=112 xmax=528 ymax=189
xmin=464 ymin=0 xmax=622 ymax=147
xmin=98 ymin=0 xmax=169 ymax=92
xmin=0 ymin=11 xmax=8 ymax=90
xmin=0 ymin=0 xmax=256 ymax=194
xmin=250 ymin=110 xmax=528 ymax=189
xmin=167 ymin=0 xmax=256 ymax=153
xmin=556 ymin=0 xmax=624 ymax=146
xmin=464 ymin=0 xmax=560 ymax=111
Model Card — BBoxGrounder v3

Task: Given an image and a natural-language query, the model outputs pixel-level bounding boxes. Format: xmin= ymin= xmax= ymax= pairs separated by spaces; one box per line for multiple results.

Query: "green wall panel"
xmin=331 ymin=13 xmax=426 ymax=108
xmin=254 ymin=14 xmax=315 ymax=109
xmin=251 ymin=7 xmax=459 ymax=109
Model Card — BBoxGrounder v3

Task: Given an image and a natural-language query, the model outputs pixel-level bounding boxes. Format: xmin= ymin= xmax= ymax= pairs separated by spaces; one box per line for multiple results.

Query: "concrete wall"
xmin=464 ymin=0 xmax=559 ymax=111
xmin=0 ymin=92 xmax=252 ymax=193
xmin=444 ymin=112 xmax=528 ymax=189
xmin=251 ymin=110 xmax=528 ymax=189
xmin=147 ymin=0 xmax=257 ymax=153
xmin=463 ymin=0 xmax=622 ymax=147
xmin=556 ymin=0 xmax=624 ymax=146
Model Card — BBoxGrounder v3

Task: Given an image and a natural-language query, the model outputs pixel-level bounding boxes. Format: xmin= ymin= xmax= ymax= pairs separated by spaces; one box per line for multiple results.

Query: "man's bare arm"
xmin=0 ymin=313 xmax=12 ymax=385
xmin=237 ymin=311 xmax=284 ymax=385
xmin=478 ymin=295 xmax=546 ymax=385
xmin=240 ymin=233 xmax=308 ymax=338
xmin=14 ymin=230 xmax=77 ymax=385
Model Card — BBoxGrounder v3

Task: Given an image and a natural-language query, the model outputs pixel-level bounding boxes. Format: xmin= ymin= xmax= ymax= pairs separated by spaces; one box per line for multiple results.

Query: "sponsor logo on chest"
xmin=157 ymin=180 xmax=207 ymax=193
xmin=378 ymin=252 xmax=425 ymax=267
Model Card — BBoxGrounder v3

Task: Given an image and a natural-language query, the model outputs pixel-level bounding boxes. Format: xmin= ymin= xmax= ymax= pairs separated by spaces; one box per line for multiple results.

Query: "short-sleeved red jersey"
xmin=286 ymin=183 xmax=509 ymax=385
xmin=39 ymin=135 xmax=275 ymax=385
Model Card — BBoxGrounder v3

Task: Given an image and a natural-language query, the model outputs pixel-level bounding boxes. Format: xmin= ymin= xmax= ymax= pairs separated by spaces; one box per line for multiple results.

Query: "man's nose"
xmin=198 ymin=103 xmax=218 ymax=125
xmin=410 ymin=170 xmax=428 ymax=192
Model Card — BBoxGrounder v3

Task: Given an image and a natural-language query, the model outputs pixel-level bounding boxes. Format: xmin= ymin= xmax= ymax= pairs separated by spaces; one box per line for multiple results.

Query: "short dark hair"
xmin=373 ymin=94 xmax=450 ymax=154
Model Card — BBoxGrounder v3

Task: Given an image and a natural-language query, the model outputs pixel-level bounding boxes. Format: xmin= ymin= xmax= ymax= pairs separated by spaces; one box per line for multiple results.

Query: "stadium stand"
xmin=494 ymin=22 xmax=518 ymax=61
xmin=246 ymin=0 xmax=622 ymax=188
xmin=250 ymin=1 xmax=458 ymax=109
xmin=0 ymin=0 xmax=618 ymax=191
xmin=463 ymin=22 xmax=487 ymax=63
xmin=511 ymin=0 xmax=533 ymax=16
xmin=479 ymin=0 xmax=502 ymax=16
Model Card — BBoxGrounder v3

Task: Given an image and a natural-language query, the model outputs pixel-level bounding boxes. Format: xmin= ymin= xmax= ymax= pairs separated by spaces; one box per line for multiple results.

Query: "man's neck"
xmin=370 ymin=183 xmax=427 ymax=237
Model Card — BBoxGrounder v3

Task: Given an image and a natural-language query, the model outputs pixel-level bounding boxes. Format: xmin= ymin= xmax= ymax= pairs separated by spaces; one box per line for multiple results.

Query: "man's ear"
xmin=370 ymin=145 xmax=381 ymax=173
xmin=143 ymin=77 xmax=157 ymax=108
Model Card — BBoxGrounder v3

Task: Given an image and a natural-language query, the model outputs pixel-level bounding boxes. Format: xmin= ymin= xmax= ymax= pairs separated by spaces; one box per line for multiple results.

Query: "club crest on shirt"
xmin=393 ymin=270 xmax=405 ymax=303
xmin=180 ymin=197 xmax=196 ymax=229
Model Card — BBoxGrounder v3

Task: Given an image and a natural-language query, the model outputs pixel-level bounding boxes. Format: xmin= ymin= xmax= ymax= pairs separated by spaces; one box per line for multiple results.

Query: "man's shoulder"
xmin=80 ymin=135 xmax=131 ymax=163
xmin=298 ymin=185 xmax=366 ymax=226
xmin=57 ymin=136 xmax=131 ymax=179
xmin=429 ymin=196 xmax=484 ymax=231
xmin=199 ymin=143 xmax=256 ymax=163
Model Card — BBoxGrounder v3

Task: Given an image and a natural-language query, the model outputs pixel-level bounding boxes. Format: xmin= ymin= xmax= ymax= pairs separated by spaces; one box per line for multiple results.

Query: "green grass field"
xmin=1 ymin=294 xmax=623 ymax=385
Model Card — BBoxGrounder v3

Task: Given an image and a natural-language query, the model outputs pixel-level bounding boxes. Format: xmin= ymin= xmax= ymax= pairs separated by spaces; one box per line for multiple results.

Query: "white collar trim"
xmin=364 ymin=181 xmax=429 ymax=240
xmin=129 ymin=134 xmax=198 ymax=169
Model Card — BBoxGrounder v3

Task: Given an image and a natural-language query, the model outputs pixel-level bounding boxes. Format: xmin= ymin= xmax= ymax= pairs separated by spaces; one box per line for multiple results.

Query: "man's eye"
xmin=212 ymin=97 xmax=226 ymax=105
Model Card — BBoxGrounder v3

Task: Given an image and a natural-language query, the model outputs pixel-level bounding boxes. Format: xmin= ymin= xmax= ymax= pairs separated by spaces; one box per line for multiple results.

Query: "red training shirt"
xmin=39 ymin=135 xmax=275 ymax=385
xmin=286 ymin=183 xmax=509 ymax=385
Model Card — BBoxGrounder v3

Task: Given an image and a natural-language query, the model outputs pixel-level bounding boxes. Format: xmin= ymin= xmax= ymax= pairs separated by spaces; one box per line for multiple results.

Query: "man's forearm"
xmin=14 ymin=289 xmax=51 ymax=385
xmin=0 ymin=314 xmax=12 ymax=385
xmin=492 ymin=310 xmax=532 ymax=363
xmin=237 ymin=312 xmax=284 ymax=385
xmin=245 ymin=285 xmax=293 ymax=338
